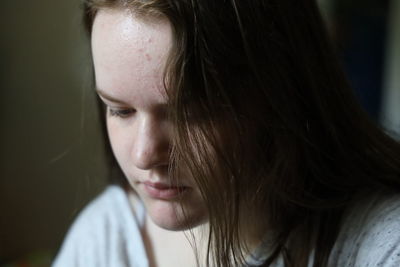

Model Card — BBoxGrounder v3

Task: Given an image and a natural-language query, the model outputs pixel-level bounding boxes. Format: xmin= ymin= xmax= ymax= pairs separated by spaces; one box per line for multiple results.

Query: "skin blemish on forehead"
xmin=146 ymin=53 xmax=152 ymax=61
xmin=92 ymin=9 xmax=172 ymax=106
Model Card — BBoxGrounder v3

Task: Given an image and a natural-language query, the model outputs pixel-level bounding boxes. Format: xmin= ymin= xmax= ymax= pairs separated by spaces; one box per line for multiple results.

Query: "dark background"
xmin=0 ymin=0 xmax=399 ymax=265
xmin=0 ymin=1 xmax=107 ymax=265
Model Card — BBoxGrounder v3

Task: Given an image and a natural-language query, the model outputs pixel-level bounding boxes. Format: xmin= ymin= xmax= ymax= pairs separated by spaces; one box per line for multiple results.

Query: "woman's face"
xmin=91 ymin=9 xmax=207 ymax=230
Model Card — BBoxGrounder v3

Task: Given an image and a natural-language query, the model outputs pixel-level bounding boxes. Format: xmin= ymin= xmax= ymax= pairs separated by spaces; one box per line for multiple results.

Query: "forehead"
xmin=91 ymin=8 xmax=172 ymax=101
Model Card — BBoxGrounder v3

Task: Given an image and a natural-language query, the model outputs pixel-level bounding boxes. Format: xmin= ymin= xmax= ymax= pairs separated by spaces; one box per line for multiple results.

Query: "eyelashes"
xmin=108 ymin=107 xmax=136 ymax=118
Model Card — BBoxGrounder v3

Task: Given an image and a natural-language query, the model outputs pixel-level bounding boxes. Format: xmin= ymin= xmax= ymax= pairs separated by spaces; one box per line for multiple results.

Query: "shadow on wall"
xmin=333 ymin=0 xmax=389 ymax=120
xmin=321 ymin=0 xmax=400 ymax=135
xmin=0 ymin=0 xmax=107 ymax=265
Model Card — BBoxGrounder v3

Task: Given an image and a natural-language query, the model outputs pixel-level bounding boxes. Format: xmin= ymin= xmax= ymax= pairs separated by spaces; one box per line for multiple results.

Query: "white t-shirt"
xmin=53 ymin=185 xmax=400 ymax=267
xmin=53 ymin=185 xmax=148 ymax=267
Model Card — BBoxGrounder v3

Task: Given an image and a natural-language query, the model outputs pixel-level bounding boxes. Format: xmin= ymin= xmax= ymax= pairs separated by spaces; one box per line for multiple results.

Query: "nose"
xmin=132 ymin=115 xmax=170 ymax=170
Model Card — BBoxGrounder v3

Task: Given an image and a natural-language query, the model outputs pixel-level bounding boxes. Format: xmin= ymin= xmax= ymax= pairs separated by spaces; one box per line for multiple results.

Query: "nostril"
xmin=132 ymin=139 xmax=170 ymax=170
xmin=133 ymin=147 xmax=154 ymax=170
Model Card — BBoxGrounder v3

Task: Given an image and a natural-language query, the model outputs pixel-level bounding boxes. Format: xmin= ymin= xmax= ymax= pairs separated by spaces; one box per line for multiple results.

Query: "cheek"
xmin=106 ymin=119 xmax=131 ymax=167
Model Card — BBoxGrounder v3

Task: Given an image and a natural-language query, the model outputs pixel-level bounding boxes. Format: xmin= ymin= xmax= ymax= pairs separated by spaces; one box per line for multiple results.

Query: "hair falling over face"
xmin=83 ymin=0 xmax=400 ymax=266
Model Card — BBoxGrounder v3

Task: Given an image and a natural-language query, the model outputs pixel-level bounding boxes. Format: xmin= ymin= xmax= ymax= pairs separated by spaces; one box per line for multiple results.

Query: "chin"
xmin=145 ymin=198 xmax=208 ymax=231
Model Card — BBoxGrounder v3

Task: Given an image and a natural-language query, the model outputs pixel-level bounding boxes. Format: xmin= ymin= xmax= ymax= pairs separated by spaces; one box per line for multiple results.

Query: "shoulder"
xmin=64 ymin=185 xmax=134 ymax=232
xmin=52 ymin=185 xmax=148 ymax=267
xmin=330 ymin=191 xmax=400 ymax=267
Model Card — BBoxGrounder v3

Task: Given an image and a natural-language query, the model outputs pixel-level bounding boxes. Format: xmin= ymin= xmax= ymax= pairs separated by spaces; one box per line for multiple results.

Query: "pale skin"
xmin=92 ymin=8 xmax=206 ymax=266
xmin=91 ymin=8 xmax=265 ymax=267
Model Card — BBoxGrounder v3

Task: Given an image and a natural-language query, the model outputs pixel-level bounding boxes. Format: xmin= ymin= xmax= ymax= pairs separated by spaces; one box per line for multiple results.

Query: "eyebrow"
xmin=96 ymin=88 xmax=130 ymax=105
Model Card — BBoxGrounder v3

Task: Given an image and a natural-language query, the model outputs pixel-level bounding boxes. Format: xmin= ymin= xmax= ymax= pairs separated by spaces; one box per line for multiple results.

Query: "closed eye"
xmin=108 ymin=107 xmax=136 ymax=118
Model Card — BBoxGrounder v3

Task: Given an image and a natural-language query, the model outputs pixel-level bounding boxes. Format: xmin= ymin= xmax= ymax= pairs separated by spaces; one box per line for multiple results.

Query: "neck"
xmin=128 ymin=190 xmax=268 ymax=265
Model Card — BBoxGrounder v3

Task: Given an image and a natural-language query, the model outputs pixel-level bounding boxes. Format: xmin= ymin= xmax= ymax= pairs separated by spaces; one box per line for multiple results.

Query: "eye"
xmin=108 ymin=107 xmax=136 ymax=118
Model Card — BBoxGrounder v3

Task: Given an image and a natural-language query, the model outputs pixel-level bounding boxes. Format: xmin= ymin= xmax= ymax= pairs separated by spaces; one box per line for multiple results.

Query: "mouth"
xmin=142 ymin=181 xmax=189 ymax=200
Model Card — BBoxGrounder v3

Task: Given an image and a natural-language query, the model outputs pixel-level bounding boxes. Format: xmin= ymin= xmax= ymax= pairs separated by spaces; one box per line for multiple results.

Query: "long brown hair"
xmin=83 ymin=0 xmax=400 ymax=266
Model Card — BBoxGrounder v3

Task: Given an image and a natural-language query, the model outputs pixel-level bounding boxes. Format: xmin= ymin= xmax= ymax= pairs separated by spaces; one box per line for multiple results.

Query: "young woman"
xmin=54 ymin=0 xmax=400 ymax=266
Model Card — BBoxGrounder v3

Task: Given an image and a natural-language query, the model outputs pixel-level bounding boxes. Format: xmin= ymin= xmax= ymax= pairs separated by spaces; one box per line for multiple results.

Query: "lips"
xmin=142 ymin=181 xmax=188 ymax=199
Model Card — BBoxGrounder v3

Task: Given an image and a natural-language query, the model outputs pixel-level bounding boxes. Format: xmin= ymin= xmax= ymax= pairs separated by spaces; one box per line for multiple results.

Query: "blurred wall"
xmin=382 ymin=0 xmax=400 ymax=135
xmin=0 ymin=0 xmax=107 ymax=262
